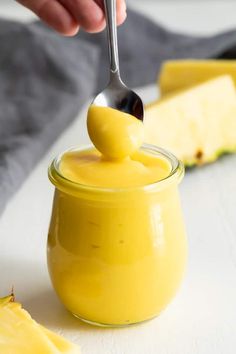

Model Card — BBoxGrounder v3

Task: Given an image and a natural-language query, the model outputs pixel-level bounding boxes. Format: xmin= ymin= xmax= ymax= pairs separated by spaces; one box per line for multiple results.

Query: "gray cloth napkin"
xmin=1 ymin=9 xmax=236 ymax=214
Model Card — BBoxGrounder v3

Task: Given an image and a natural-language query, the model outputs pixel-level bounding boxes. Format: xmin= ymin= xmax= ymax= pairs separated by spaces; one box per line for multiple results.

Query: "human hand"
xmin=17 ymin=0 xmax=127 ymax=36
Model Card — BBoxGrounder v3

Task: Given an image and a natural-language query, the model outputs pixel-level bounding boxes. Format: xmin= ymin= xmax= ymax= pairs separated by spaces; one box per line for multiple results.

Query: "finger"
xmin=58 ymin=0 xmax=106 ymax=33
xmin=16 ymin=0 xmax=79 ymax=36
xmin=94 ymin=0 xmax=127 ymax=26
xmin=116 ymin=0 xmax=127 ymax=25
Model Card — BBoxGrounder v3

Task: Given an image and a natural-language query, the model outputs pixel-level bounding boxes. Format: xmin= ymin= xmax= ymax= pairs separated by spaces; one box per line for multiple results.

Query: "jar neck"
xmin=48 ymin=144 xmax=184 ymax=200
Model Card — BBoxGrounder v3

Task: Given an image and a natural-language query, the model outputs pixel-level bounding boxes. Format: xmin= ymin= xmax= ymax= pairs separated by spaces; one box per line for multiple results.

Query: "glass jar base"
xmin=72 ymin=312 xmax=158 ymax=328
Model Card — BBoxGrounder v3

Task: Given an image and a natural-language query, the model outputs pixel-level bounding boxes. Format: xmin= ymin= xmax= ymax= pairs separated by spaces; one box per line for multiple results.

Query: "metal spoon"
xmin=92 ymin=0 xmax=144 ymax=121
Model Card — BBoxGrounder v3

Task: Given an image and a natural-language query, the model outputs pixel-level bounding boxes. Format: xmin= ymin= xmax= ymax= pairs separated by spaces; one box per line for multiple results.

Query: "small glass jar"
xmin=47 ymin=144 xmax=187 ymax=327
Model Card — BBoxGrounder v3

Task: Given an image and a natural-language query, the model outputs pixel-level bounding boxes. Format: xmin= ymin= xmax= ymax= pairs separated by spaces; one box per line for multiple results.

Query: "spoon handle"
xmin=104 ymin=0 xmax=120 ymax=76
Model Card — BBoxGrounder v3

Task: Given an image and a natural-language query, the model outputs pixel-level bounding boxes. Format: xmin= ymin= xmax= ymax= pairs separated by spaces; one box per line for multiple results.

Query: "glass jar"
xmin=47 ymin=144 xmax=187 ymax=327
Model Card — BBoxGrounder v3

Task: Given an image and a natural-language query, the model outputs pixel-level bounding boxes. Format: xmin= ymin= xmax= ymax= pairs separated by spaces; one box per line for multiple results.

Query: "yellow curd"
xmin=47 ymin=105 xmax=187 ymax=326
xmin=87 ymin=105 xmax=144 ymax=159
xmin=59 ymin=148 xmax=171 ymax=188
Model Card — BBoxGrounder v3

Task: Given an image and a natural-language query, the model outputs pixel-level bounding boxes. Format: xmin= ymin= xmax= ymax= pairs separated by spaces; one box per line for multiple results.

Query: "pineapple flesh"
xmin=0 ymin=295 xmax=80 ymax=354
xmin=145 ymin=75 xmax=236 ymax=166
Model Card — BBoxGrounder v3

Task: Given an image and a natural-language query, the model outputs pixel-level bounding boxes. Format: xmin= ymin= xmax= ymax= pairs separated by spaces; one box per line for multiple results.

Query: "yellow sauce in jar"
xmin=47 ymin=105 xmax=187 ymax=326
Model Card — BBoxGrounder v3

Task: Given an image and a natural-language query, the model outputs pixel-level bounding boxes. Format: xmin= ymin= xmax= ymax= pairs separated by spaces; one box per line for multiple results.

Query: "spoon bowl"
xmin=92 ymin=0 xmax=144 ymax=121
xmin=93 ymin=78 xmax=144 ymax=120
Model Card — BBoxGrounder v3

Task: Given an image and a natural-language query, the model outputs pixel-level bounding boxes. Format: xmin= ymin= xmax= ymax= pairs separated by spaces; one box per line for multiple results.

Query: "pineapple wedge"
xmin=0 ymin=295 xmax=80 ymax=354
xmin=145 ymin=75 xmax=236 ymax=166
xmin=159 ymin=60 xmax=236 ymax=96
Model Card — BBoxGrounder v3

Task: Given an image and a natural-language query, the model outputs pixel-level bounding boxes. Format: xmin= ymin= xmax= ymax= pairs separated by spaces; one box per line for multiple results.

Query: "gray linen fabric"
xmin=0 ymin=20 xmax=99 ymax=213
xmin=1 ymin=9 xmax=236 ymax=213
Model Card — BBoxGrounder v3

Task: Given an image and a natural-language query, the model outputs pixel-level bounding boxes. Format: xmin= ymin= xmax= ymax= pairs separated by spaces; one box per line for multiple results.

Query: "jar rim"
xmin=48 ymin=143 xmax=184 ymax=196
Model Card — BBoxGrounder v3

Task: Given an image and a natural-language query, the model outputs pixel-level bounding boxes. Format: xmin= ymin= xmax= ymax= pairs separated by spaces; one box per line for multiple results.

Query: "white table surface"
xmin=1 ymin=1 xmax=236 ymax=354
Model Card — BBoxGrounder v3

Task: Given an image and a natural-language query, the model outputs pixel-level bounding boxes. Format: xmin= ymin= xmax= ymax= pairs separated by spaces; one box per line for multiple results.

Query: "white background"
xmin=0 ymin=1 xmax=236 ymax=354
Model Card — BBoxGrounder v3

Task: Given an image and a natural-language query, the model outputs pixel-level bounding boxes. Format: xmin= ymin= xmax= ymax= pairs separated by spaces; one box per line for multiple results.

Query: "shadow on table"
xmin=1 ymin=256 xmax=159 ymax=333
xmin=0 ymin=256 xmax=201 ymax=337
xmin=23 ymin=288 xmax=97 ymax=332
xmin=0 ymin=257 xmax=98 ymax=332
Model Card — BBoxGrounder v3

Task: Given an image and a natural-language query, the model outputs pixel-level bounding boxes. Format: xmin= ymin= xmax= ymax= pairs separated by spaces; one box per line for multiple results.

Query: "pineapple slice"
xmin=159 ymin=60 xmax=236 ymax=96
xmin=145 ymin=75 xmax=236 ymax=166
xmin=0 ymin=295 xmax=80 ymax=354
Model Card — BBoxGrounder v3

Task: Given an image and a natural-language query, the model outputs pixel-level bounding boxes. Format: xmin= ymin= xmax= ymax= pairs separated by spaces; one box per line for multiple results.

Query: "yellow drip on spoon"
xmin=87 ymin=105 xmax=144 ymax=160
